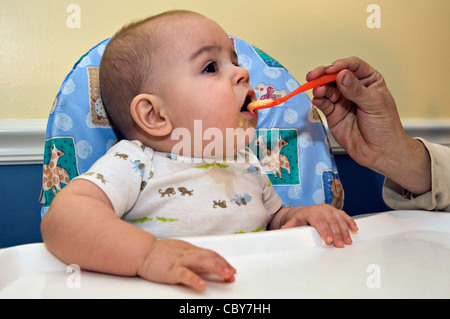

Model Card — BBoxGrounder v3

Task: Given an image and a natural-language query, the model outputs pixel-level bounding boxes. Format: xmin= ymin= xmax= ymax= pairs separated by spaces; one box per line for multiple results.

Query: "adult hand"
xmin=307 ymin=57 xmax=431 ymax=195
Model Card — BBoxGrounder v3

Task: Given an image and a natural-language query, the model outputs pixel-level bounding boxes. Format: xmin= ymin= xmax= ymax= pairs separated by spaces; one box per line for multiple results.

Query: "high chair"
xmin=40 ymin=36 xmax=343 ymax=218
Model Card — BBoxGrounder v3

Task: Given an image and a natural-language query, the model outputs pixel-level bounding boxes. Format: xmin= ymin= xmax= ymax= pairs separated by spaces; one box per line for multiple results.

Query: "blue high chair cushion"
xmin=231 ymin=37 xmax=343 ymax=209
xmin=41 ymin=36 xmax=343 ymax=219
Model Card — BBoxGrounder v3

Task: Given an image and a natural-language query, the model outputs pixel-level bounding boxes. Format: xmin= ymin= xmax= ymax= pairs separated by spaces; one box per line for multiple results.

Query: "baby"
xmin=41 ymin=10 xmax=358 ymax=291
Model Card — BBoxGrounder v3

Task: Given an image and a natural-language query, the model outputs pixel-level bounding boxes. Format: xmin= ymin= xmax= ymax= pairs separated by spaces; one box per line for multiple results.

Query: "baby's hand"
xmin=274 ymin=204 xmax=358 ymax=248
xmin=138 ymin=239 xmax=236 ymax=291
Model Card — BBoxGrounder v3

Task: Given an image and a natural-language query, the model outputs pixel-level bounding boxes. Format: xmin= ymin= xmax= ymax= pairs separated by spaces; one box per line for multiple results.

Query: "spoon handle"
xmin=249 ymin=72 xmax=339 ymax=111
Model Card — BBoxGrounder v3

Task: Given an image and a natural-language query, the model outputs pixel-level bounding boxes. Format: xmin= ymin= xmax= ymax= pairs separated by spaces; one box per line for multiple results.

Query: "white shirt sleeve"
xmin=74 ymin=140 xmax=154 ymax=217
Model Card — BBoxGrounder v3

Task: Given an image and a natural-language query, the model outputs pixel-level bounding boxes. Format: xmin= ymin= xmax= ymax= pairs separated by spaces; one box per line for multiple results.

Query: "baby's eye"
xmin=203 ymin=62 xmax=217 ymax=73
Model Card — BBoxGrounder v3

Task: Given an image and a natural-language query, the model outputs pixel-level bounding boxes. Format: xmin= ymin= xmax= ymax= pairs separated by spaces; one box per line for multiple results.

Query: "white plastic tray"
xmin=1 ymin=210 xmax=449 ymax=298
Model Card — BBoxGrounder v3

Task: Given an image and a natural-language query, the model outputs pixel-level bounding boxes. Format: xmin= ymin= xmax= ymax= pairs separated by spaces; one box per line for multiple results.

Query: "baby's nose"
xmin=234 ymin=66 xmax=250 ymax=85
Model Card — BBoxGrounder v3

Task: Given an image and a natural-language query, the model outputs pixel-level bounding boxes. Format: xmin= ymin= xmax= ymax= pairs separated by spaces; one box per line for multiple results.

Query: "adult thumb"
xmin=336 ymin=70 xmax=369 ymax=106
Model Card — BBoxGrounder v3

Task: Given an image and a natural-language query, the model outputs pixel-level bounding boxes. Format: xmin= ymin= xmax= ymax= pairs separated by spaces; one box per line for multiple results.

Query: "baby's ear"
xmin=130 ymin=94 xmax=173 ymax=137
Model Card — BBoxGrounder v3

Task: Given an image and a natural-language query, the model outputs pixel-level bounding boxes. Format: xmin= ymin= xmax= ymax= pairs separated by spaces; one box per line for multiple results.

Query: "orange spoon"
xmin=248 ymin=72 xmax=338 ymax=112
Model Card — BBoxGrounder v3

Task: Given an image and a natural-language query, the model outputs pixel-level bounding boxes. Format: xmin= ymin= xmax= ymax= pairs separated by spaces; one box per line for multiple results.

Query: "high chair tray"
xmin=0 ymin=210 xmax=449 ymax=298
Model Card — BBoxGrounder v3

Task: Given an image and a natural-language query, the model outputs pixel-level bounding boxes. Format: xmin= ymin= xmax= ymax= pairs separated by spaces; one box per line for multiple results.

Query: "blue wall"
xmin=334 ymin=155 xmax=391 ymax=215
xmin=0 ymin=154 xmax=391 ymax=249
xmin=0 ymin=164 xmax=43 ymax=248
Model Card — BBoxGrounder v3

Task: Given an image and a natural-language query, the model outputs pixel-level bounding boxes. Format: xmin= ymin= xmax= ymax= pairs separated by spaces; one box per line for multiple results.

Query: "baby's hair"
xmin=100 ymin=10 xmax=199 ymax=139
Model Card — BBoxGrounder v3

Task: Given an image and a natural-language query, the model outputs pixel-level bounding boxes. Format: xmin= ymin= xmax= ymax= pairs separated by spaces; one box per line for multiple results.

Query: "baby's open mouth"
xmin=240 ymin=96 xmax=253 ymax=113
xmin=239 ymin=93 xmax=258 ymax=120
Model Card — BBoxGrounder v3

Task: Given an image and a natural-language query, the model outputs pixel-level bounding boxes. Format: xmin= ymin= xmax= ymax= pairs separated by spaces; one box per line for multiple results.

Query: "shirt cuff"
xmin=381 ymin=138 xmax=434 ymax=210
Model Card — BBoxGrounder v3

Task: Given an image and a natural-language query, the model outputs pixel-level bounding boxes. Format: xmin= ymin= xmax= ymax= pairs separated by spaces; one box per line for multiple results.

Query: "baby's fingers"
xmin=310 ymin=212 xmax=343 ymax=247
xmin=328 ymin=209 xmax=358 ymax=247
xmin=177 ymin=249 xmax=236 ymax=290
xmin=308 ymin=206 xmax=357 ymax=248
xmin=343 ymin=211 xmax=359 ymax=233
xmin=141 ymin=239 xmax=236 ymax=291
xmin=171 ymin=265 xmax=208 ymax=291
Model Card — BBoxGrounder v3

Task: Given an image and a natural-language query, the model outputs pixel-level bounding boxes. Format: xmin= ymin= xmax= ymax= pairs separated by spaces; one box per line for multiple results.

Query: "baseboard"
xmin=1 ymin=119 xmax=449 ymax=164
xmin=0 ymin=120 xmax=47 ymax=165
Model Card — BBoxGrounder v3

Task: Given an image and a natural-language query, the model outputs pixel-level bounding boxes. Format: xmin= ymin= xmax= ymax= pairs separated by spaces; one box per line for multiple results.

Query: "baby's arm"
xmin=269 ymin=204 xmax=358 ymax=248
xmin=41 ymin=179 xmax=236 ymax=290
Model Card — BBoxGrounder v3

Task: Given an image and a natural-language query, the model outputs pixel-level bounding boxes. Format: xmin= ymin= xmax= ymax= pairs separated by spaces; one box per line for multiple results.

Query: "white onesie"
xmin=75 ymin=140 xmax=282 ymax=238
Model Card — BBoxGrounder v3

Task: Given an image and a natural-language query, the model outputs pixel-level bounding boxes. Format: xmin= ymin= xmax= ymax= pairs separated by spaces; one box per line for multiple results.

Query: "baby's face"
xmin=153 ymin=14 xmax=258 ymax=157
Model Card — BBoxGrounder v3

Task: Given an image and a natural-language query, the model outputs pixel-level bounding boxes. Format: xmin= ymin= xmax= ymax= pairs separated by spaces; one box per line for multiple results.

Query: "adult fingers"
xmin=335 ymin=70 xmax=371 ymax=108
xmin=324 ymin=56 xmax=377 ymax=80
xmin=306 ymin=65 xmax=328 ymax=81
